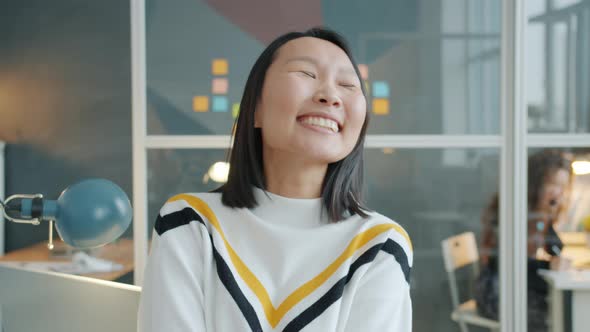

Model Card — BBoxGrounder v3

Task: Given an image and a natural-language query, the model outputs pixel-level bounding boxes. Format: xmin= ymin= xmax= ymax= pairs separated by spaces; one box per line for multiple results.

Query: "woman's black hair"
xmin=214 ymin=27 xmax=371 ymax=222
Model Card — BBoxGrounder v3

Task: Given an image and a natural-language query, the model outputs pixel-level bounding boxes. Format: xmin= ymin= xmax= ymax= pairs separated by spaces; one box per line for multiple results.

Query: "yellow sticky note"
xmin=364 ymin=80 xmax=370 ymax=94
xmin=232 ymin=103 xmax=240 ymax=118
xmin=193 ymin=96 xmax=209 ymax=112
xmin=372 ymin=98 xmax=389 ymax=115
xmin=212 ymin=59 xmax=228 ymax=75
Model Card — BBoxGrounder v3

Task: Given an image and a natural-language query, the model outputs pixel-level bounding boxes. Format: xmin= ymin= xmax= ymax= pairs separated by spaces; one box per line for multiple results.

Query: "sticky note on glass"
xmin=212 ymin=59 xmax=228 ymax=75
xmin=364 ymin=80 xmax=370 ymax=94
xmin=232 ymin=103 xmax=240 ymax=118
xmin=212 ymin=96 xmax=228 ymax=112
xmin=372 ymin=81 xmax=389 ymax=98
xmin=358 ymin=64 xmax=369 ymax=80
xmin=193 ymin=96 xmax=209 ymax=112
xmin=372 ymin=98 xmax=389 ymax=115
xmin=212 ymin=78 xmax=228 ymax=94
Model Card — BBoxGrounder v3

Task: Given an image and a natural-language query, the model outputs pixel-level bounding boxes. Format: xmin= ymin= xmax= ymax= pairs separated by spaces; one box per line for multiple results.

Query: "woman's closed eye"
xmin=292 ymin=70 xmax=358 ymax=89
xmin=339 ymin=82 xmax=357 ymax=89
xmin=298 ymin=70 xmax=316 ymax=79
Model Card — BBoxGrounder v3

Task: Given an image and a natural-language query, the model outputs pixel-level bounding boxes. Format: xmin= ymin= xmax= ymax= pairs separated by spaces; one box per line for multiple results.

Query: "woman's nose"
xmin=313 ymin=89 xmax=341 ymax=107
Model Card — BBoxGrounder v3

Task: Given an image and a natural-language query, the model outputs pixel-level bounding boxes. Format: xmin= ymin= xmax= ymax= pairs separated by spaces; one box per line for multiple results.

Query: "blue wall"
xmin=0 ymin=0 xmax=132 ymax=251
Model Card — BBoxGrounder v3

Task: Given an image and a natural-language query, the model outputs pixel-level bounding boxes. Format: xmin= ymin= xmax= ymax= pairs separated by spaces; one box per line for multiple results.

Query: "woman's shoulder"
xmin=153 ymin=192 xmax=224 ymax=236
xmin=358 ymin=211 xmax=413 ymax=261
xmin=159 ymin=191 xmax=223 ymax=210
xmin=346 ymin=210 xmax=414 ymax=283
xmin=362 ymin=210 xmax=411 ymax=241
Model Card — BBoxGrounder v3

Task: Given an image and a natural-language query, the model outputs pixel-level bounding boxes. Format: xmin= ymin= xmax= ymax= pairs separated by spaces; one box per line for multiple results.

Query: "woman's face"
xmin=538 ymin=168 xmax=571 ymax=218
xmin=254 ymin=37 xmax=367 ymax=164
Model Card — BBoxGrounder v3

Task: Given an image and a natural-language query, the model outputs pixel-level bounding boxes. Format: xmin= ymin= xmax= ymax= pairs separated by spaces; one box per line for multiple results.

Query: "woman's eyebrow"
xmin=284 ymin=56 xmax=318 ymax=66
xmin=340 ymin=67 xmax=358 ymax=76
xmin=284 ymin=56 xmax=358 ymax=76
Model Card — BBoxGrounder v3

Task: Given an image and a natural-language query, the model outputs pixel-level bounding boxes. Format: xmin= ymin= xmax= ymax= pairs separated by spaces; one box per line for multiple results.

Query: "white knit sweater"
xmin=137 ymin=188 xmax=413 ymax=331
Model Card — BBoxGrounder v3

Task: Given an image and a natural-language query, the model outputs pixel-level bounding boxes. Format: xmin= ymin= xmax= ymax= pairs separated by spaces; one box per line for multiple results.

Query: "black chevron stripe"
xmin=382 ymin=238 xmax=411 ymax=282
xmin=156 ymin=207 xmax=263 ymax=332
xmin=155 ymin=206 xmax=411 ymax=332
xmin=283 ymin=239 xmax=410 ymax=332
xmin=211 ymin=233 xmax=264 ymax=332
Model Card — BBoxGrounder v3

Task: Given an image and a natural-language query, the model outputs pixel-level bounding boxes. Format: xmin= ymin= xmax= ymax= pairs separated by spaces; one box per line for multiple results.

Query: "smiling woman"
xmin=137 ymin=28 xmax=413 ymax=332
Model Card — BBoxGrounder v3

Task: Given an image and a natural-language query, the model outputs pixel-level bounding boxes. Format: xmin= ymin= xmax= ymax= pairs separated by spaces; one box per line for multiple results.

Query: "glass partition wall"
xmin=522 ymin=1 xmax=590 ymax=331
xmin=131 ymin=0 xmax=590 ymax=331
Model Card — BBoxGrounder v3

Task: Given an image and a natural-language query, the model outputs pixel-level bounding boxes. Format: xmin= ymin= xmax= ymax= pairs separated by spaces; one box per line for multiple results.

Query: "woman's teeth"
xmin=299 ymin=116 xmax=339 ymax=133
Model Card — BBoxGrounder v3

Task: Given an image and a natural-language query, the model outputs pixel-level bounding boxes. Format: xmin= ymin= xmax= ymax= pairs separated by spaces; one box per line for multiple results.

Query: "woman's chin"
xmin=297 ymin=148 xmax=347 ymax=165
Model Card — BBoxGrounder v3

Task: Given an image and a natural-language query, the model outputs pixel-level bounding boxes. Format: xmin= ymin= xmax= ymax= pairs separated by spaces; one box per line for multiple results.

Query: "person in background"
xmin=475 ymin=149 xmax=574 ymax=332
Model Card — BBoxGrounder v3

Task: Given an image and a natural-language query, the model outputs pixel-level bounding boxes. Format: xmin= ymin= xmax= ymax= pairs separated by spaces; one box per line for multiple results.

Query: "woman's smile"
xmin=297 ymin=115 xmax=340 ymax=134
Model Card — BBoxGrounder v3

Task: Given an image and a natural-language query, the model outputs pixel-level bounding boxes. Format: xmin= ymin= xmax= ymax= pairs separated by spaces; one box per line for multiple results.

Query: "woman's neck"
xmin=262 ymin=150 xmax=328 ymax=199
xmin=250 ymin=186 xmax=329 ymax=228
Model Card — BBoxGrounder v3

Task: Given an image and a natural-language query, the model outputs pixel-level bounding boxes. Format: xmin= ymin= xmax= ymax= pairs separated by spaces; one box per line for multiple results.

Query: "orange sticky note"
xmin=212 ymin=78 xmax=228 ymax=94
xmin=193 ymin=96 xmax=209 ymax=112
xmin=358 ymin=64 xmax=369 ymax=80
xmin=372 ymin=98 xmax=389 ymax=115
xmin=212 ymin=59 xmax=228 ymax=75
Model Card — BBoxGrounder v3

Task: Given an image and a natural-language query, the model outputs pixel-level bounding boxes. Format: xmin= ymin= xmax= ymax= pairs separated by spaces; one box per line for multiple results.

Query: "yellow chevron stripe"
xmin=167 ymin=194 xmax=411 ymax=328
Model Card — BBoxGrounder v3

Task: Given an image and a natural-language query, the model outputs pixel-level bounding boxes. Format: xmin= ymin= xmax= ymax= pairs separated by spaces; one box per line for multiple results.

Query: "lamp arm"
xmin=0 ymin=194 xmax=44 ymax=225
xmin=1 ymin=194 xmax=57 ymax=249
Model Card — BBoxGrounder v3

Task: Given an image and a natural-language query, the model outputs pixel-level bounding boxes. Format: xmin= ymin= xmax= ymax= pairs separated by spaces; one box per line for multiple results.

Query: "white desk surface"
xmin=539 ymin=270 xmax=590 ymax=290
xmin=537 ymin=236 xmax=590 ymax=332
xmin=538 ymin=243 xmax=590 ymax=289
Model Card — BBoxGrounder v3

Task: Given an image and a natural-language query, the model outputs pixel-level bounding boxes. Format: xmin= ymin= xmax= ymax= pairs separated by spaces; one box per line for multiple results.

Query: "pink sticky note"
xmin=212 ymin=78 xmax=229 ymax=94
xmin=358 ymin=64 xmax=369 ymax=80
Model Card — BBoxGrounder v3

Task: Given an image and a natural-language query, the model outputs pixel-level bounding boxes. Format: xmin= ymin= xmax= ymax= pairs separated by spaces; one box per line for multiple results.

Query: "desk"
xmin=0 ymin=238 xmax=134 ymax=281
xmin=539 ymin=244 xmax=590 ymax=332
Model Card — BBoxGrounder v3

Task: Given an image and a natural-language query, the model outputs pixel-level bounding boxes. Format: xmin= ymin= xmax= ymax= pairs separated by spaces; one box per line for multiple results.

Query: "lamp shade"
xmin=55 ymin=179 xmax=132 ymax=248
xmin=13 ymin=179 xmax=133 ymax=249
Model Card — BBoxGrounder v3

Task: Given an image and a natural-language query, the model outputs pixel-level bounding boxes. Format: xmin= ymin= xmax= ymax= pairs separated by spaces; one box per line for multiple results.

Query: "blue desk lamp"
xmin=0 ymin=178 xmax=132 ymax=249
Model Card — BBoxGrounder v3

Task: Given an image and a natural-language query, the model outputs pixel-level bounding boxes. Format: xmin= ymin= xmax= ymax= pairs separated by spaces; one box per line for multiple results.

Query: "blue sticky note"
xmin=372 ymin=81 xmax=389 ymax=98
xmin=212 ymin=96 xmax=228 ymax=112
